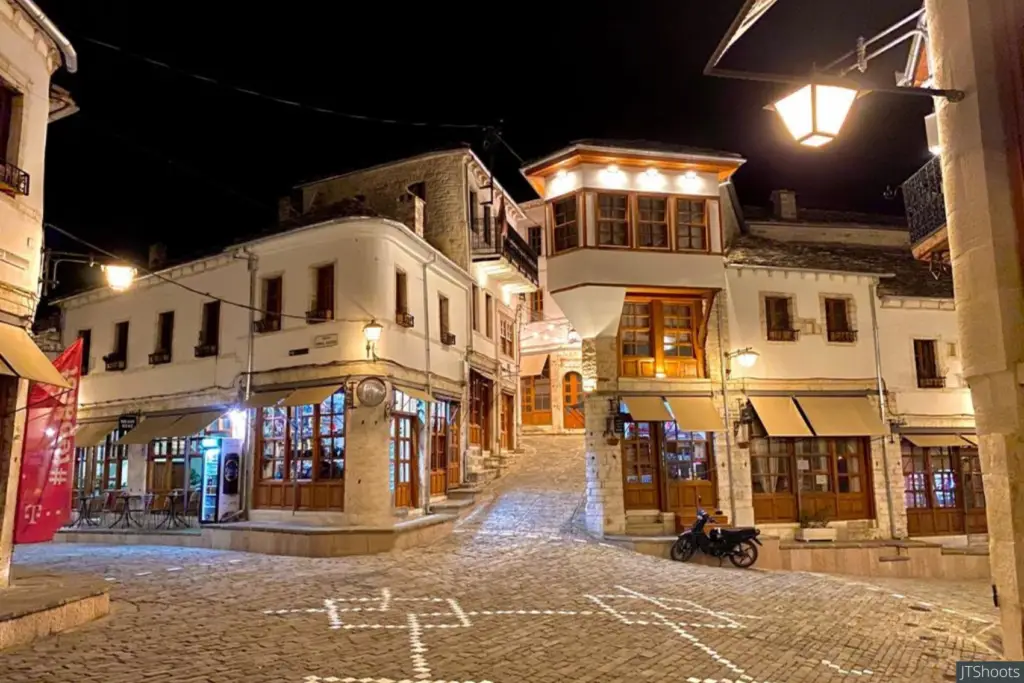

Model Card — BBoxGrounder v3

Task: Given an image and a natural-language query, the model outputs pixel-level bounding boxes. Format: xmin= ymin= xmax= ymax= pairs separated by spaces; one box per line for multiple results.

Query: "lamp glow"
xmin=683 ymin=170 xmax=698 ymax=180
xmin=363 ymin=320 xmax=383 ymax=343
xmin=607 ymin=164 xmax=620 ymax=174
xmin=734 ymin=349 xmax=760 ymax=368
xmin=229 ymin=409 xmax=248 ymax=440
xmin=102 ymin=265 xmax=136 ymax=291
xmin=773 ymin=83 xmax=858 ymax=147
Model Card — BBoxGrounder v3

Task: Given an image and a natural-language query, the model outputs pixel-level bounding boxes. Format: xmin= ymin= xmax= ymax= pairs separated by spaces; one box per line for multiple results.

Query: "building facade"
xmin=518 ymin=140 xmax=979 ymax=541
xmin=0 ymin=0 xmax=76 ymax=589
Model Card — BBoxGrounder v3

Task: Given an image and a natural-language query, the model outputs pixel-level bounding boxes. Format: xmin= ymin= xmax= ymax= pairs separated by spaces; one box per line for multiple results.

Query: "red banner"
xmin=14 ymin=339 xmax=83 ymax=544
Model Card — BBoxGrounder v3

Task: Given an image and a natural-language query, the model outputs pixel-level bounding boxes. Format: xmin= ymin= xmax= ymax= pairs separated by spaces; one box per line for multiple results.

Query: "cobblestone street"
xmin=2 ymin=435 xmax=1000 ymax=683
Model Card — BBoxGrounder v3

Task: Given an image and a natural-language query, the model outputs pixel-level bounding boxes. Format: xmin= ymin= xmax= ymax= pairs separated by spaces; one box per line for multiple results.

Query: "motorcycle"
xmin=670 ymin=509 xmax=762 ymax=568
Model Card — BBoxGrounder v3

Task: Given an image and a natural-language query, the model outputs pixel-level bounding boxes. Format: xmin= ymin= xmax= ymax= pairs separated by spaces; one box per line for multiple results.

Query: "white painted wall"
xmin=60 ymin=218 xmax=471 ymax=412
xmin=547 ymin=249 xmax=725 ymax=293
xmin=543 ymin=163 xmax=720 ymax=201
xmin=877 ymin=297 xmax=974 ymax=419
xmin=725 ymin=267 xmax=879 ymax=381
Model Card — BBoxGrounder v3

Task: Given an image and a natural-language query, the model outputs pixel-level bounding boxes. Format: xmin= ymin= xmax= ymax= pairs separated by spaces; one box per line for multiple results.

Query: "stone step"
xmin=467 ymin=468 xmax=499 ymax=485
xmin=430 ymin=498 xmax=475 ymax=516
xmin=446 ymin=485 xmax=484 ymax=501
xmin=625 ymin=522 xmax=671 ymax=537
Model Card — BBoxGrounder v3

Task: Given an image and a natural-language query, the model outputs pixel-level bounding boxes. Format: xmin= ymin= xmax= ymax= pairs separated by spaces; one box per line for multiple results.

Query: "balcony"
xmin=441 ymin=331 xmax=457 ymax=346
xmin=306 ymin=308 xmax=333 ymax=325
xmin=470 ymin=216 xmax=539 ymax=290
xmin=396 ymin=311 xmax=415 ymax=328
xmin=103 ymin=353 xmax=126 ymax=372
xmin=194 ymin=343 xmax=218 ymax=358
xmin=827 ymin=329 xmax=858 ymax=343
xmin=254 ymin=317 xmax=281 ymax=334
xmin=767 ymin=328 xmax=798 ymax=342
xmin=148 ymin=350 xmax=172 ymax=365
xmin=0 ymin=159 xmax=29 ymax=197
xmin=918 ymin=376 xmax=946 ymax=389
xmin=902 ymin=156 xmax=949 ymax=261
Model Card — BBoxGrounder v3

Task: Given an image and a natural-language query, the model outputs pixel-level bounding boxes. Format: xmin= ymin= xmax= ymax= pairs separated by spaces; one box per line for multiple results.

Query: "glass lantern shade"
xmin=773 ymin=83 xmax=858 ymax=147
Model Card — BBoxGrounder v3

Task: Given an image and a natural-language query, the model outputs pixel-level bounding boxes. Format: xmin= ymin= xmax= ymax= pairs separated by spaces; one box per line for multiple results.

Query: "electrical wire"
xmin=82 ymin=37 xmax=488 ymax=130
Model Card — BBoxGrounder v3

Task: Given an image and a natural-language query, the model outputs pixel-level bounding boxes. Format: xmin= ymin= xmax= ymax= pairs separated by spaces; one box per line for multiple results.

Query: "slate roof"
xmin=727 ymin=235 xmax=954 ymax=299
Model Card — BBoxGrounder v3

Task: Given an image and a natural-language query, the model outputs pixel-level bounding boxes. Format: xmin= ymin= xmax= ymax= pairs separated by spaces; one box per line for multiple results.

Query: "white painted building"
xmin=0 ymin=0 xmax=76 ymax=589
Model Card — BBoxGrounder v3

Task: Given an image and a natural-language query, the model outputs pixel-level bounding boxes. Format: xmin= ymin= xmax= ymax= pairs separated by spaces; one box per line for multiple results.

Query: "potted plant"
xmin=795 ymin=511 xmax=836 ymax=542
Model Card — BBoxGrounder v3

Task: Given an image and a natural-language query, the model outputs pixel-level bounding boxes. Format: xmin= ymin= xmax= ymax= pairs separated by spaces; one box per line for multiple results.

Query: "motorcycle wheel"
xmin=670 ymin=537 xmax=696 ymax=562
xmin=728 ymin=540 xmax=759 ymax=568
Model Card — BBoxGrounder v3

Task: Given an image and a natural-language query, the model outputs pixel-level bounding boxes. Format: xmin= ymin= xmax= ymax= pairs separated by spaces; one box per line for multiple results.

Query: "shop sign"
xmin=118 ymin=414 xmax=138 ymax=432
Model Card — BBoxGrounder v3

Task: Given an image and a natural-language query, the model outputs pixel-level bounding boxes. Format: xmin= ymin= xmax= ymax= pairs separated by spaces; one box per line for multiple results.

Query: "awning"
xmin=961 ymin=434 xmax=979 ymax=446
xmin=398 ymin=386 xmax=433 ymax=403
xmin=244 ymin=390 xmax=291 ymax=408
xmin=903 ymin=434 xmax=972 ymax=449
xmin=520 ymin=354 xmax=549 ymax=377
xmin=621 ymin=396 xmax=672 ymax=422
xmin=795 ymin=396 xmax=887 ymax=437
xmin=115 ymin=415 xmax=186 ymax=445
xmin=665 ymin=397 xmax=724 ymax=431
xmin=74 ymin=420 xmax=118 ymax=448
xmin=162 ymin=410 xmax=224 ymax=438
xmin=749 ymin=397 xmax=813 ymax=437
xmin=0 ymin=323 xmax=70 ymax=388
xmin=281 ymin=384 xmax=343 ymax=407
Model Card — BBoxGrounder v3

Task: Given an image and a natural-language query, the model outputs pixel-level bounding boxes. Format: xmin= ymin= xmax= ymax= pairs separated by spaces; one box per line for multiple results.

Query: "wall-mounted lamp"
xmin=683 ymin=170 xmax=698 ymax=180
xmin=726 ymin=347 xmax=759 ymax=377
xmin=773 ymin=82 xmax=858 ymax=147
xmin=363 ymin=319 xmax=383 ymax=360
xmin=102 ymin=264 xmax=137 ymax=291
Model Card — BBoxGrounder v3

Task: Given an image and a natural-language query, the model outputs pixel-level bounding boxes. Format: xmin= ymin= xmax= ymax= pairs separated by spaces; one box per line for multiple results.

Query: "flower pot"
xmin=796 ymin=527 xmax=837 ymax=543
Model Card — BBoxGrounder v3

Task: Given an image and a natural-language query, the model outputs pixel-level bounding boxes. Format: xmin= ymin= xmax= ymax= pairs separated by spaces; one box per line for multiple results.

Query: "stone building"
xmin=518 ymin=140 xmax=979 ymax=542
xmin=0 ymin=0 xmax=76 ymax=589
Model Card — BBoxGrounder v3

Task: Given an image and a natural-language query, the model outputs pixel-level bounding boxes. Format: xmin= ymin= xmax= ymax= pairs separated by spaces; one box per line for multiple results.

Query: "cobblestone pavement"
xmin=2 ymin=435 xmax=1000 ymax=683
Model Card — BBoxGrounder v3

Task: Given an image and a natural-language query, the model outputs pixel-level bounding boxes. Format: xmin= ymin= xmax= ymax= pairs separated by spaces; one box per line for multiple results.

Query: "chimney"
xmin=148 ymin=243 xmax=167 ymax=270
xmin=771 ymin=190 xmax=798 ymax=221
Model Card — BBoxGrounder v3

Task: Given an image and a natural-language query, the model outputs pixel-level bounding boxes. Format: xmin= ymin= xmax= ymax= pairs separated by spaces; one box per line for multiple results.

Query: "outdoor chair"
xmin=184 ymin=490 xmax=202 ymax=526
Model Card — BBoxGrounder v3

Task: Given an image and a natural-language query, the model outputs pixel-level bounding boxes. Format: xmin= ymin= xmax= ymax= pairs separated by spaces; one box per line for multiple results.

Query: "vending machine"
xmin=198 ymin=437 xmax=242 ymax=523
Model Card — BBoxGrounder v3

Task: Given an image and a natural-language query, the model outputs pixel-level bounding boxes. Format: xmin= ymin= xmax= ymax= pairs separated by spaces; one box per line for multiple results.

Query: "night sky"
xmin=36 ymin=0 xmax=932 ymax=295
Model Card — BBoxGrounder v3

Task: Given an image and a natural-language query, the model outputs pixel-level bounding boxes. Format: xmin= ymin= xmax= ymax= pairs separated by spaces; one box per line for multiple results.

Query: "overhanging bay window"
xmin=619 ymin=295 xmax=706 ymax=378
xmin=675 ymin=199 xmax=708 ymax=252
xmin=636 ymin=196 xmax=670 ymax=249
xmin=551 ymin=195 xmax=579 ymax=254
xmin=597 ymin=193 xmax=630 ymax=247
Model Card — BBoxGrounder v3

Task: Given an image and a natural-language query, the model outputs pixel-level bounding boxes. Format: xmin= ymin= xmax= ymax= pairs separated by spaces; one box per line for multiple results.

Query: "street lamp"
xmin=730 ymin=347 xmax=760 ymax=369
xmin=363 ymin=319 xmax=383 ymax=360
xmin=40 ymin=250 xmax=137 ymax=296
xmin=101 ymin=264 xmax=137 ymax=291
xmin=772 ymin=82 xmax=858 ymax=147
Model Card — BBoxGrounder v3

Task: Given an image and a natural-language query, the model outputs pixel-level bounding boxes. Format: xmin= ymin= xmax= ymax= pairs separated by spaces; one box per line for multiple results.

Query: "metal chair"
xmin=184 ymin=490 xmax=202 ymax=527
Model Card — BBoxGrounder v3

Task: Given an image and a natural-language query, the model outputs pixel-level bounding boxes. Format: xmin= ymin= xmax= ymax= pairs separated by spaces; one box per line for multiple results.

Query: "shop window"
xmin=636 ymin=196 xmax=669 ymax=248
xmin=750 ymin=438 xmax=792 ymax=494
xmin=675 ymin=199 xmax=707 ymax=251
xmin=914 ymin=339 xmax=944 ymax=388
xmin=551 ymin=196 xmax=579 ymax=253
xmin=597 ymin=193 xmax=629 ymax=246
xmin=765 ymin=296 xmax=796 ymax=342
xmin=622 ymin=422 xmax=655 ymax=484
xmin=318 ymin=390 xmax=345 ymax=480
xmin=255 ymin=390 xmax=346 ymax=482
xmin=663 ymin=423 xmax=710 ymax=481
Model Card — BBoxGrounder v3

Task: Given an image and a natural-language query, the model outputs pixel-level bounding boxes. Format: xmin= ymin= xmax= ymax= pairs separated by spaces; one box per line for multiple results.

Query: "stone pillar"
xmin=343 ymin=394 xmax=394 ymax=526
xmin=928 ymin=0 xmax=1024 ymax=658
xmin=872 ymin=438 xmax=907 ymax=540
xmin=582 ymin=337 xmax=626 ymax=536
xmin=126 ymin=445 xmax=148 ymax=495
xmin=0 ymin=377 xmax=29 ymax=588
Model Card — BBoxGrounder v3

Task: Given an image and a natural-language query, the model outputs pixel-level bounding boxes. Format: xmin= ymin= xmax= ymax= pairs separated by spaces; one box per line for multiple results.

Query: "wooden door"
xmin=500 ymin=393 xmax=515 ymax=450
xmin=903 ymin=444 xmax=987 ymax=536
xmin=961 ymin=448 xmax=987 ymax=533
xmin=446 ymin=403 xmax=461 ymax=489
xmin=750 ymin=438 xmax=797 ymax=522
xmin=563 ymin=372 xmax=585 ymax=429
xmin=392 ymin=414 xmax=417 ymax=508
xmin=429 ymin=403 xmax=448 ymax=497
xmin=621 ymin=422 xmax=660 ymax=509
xmin=662 ymin=424 xmax=714 ymax=524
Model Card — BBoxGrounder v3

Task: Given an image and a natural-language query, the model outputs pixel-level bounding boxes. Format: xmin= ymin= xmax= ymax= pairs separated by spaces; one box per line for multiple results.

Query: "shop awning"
xmin=795 ymin=396 xmax=887 ymax=437
xmin=162 ymin=410 xmax=224 ymax=438
xmin=244 ymin=390 xmax=291 ymax=408
xmin=520 ymin=354 xmax=549 ymax=377
xmin=74 ymin=420 xmax=118 ymax=448
xmin=281 ymin=384 xmax=344 ymax=407
xmin=621 ymin=396 xmax=672 ymax=422
xmin=665 ymin=397 xmax=725 ymax=431
xmin=749 ymin=397 xmax=813 ymax=437
xmin=115 ymin=415 xmax=186 ymax=445
xmin=0 ymin=323 xmax=71 ymax=388
xmin=398 ymin=386 xmax=433 ymax=403
xmin=903 ymin=434 xmax=971 ymax=448
xmin=961 ymin=434 xmax=979 ymax=446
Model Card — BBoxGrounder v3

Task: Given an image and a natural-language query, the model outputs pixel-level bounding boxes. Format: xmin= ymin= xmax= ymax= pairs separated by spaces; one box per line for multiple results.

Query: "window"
xmin=522 ymin=376 xmax=550 ymax=409
xmin=396 ymin=269 xmax=409 ymax=315
xmin=825 ymin=298 xmax=855 ymax=342
xmin=469 ymin=191 xmax=478 ymax=233
xmin=255 ymin=389 xmax=346 ymax=483
xmin=552 ymin=196 xmax=579 ymax=253
xmin=0 ymin=85 xmax=14 ymax=163
xmin=662 ymin=303 xmax=695 ymax=358
xmin=312 ymin=264 xmax=335 ymax=319
xmin=408 ymin=181 xmax=426 ymax=202
xmin=439 ymin=294 xmax=450 ymax=338
xmin=261 ymin=276 xmax=283 ymax=331
xmin=663 ymin=424 xmax=711 ymax=481
xmin=499 ymin=317 xmax=515 ymax=357
xmin=200 ymin=301 xmax=220 ymax=350
xmin=914 ymin=339 xmax=944 ymax=388
xmin=529 ymin=290 xmax=543 ymax=322
xmin=597 ymin=193 xmax=629 ymax=246
xmin=471 ymin=285 xmax=479 ymax=331
xmin=620 ymin=302 xmax=652 ymax=358
xmin=469 ymin=371 xmax=491 ymax=446
xmin=636 ymin=197 xmax=669 ymax=248
xmin=619 ymin=297 xmax=705 ymax=378
xmin=528 ymin=225 xmax=543 ymax=255
xmin=113 ymin=321 xmax=129 ymax=359
xmin=79 ymin=329 xmax=91 ymax=375
xmin=675 ymin=199 xmax=707 ymax=251
xmin=318 ymin=390 xmax=346 ymax=480
xmin=765 ymin=296 xmax=796 ymax=341
xmin=485 ymin=294 xmax=493 ymax=338
xmin=156 ymin=311 xmax=174 ymax=353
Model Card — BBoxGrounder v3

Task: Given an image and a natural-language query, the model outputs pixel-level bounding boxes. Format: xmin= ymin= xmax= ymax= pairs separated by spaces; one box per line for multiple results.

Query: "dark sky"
xmin=36 ymin=0 xmax=932 ymax=293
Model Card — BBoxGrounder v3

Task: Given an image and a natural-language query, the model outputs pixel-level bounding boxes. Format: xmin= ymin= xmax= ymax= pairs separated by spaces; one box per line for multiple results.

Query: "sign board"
xmin=613 ymin=414 xmax=628 ymax=434
xmin=288 ymin=348 xmax=309 ymax=357
xmin=118 ymin=414 xmax=138 ymax=432
xmin=314 ymin=333 xmax=338 ymax=349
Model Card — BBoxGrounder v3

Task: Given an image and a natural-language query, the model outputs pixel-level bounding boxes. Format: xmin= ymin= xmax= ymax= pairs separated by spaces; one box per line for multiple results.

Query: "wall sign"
xmin=118 ymin=414 xmax=138 ymax=432
xmin=314 ymin=333 xmax=339 ymax=349
xmin=613 ymin=414 xmax=627 ymax=434
xmin=288 ymin=348 xmax=310 ymax=357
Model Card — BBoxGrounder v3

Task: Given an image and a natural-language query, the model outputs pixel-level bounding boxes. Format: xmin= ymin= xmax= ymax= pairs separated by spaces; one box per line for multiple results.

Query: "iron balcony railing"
xmin=0 ymin=159 xmax=29 ymax=196
xmin=902 ymin=155 xmax=947 ymax=246
xmin=470 ymin=216 xmax=539 ymax=286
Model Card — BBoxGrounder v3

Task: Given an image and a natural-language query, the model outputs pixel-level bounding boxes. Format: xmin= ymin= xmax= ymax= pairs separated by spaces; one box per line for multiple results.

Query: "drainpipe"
xmin=422 ymin=253 xmax=437 ymax=515
xmin=12 ymin=0 xmax=77 ymax=72
xmin=240 ymin=251 xmax=258 ymax=519
xmin=715 ymin=299 xmax=737 ymax=522
xmin=869 ymin=280 xmax=899 ymax=539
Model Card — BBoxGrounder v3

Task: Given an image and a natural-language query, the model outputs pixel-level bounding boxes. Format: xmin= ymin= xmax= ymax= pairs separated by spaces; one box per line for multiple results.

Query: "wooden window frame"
xmin=634 ymin=195 xmax=671 ymax=250
xmin=113 ymin=321 xmax=129 ymax=358
xmin=471 ymin=285 xmax=479 ymax=331
xmin=396 ymin=269 xmax=409 ymax=316
xmin=469 ymin=372 xmax=492 ymax=446
xmin=596 ymin=192 xmax=631 ymax=248
xmin=312 ymin=263 xmax=335 ymax=319
xmin=765 ymin=296 xmax=797 ymax=342
xmin=484 ymin=293 xmax=493 ymax=339
xmin=527 ymin=225 xmax=543 ymax=255
xmin=499 ymin=315 xmax=515 ymax=358
xmin=520 ymin=376 xmax=553 ymax=426
xmin=261 ymin=275 xmax=284 ymax=330
xmin=439 ymin=294 xmax=450 ymax=339
xmin=200 ymin=301 xmax=220 ymax=349
xmin=254 ymin=391 xmax=346 ymax=484
xmin=914 ymin=339 xmax=944 ymax=388
xmin=618 ymin=295 xmax=705 ymax=379
xmin=673 ymin=197 xmax=710 ymax=253
xmin=824 ymin=297 xmax=856 ymax=343
xmin=79 ymin=329 xmax=91 ymax=375
xmin=528 ymin=290 xmax=543 ymax=322
xmin=156 ymin=311 xmax=174 ymax=354
xmin=0 ymin=84 xmax=16 ymax=164
xmin=550 ymin=194 xmax=580 ymax=254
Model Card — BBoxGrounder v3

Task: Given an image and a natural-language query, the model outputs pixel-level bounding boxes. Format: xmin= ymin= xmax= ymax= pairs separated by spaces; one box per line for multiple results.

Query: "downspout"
xmin=869 ymin=280 xmax=899 ymax=539
xmin=240 ymin=251 xmax=258 ymax=519
xmin=422 ymin=253 xmax=437 ymax=516
xmin=463 ymin=159 xmax=474 ymax=484
xmin=12 ymin=0 xmax=77 ymax=72
xmin=715 ymin=298 xmax=736 ymax=521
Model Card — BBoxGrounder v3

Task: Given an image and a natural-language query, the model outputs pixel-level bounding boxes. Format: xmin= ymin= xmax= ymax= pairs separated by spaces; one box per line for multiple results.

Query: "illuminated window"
xmin=675 ymin=199 xmax=707 ymax=251
xmin=552 ymin=196 xmax=578 ymax=253
xmin=597 ymin=193 xmax=629 ymax=246
xmin=636 ymin=197 xmax=669 ymax=248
